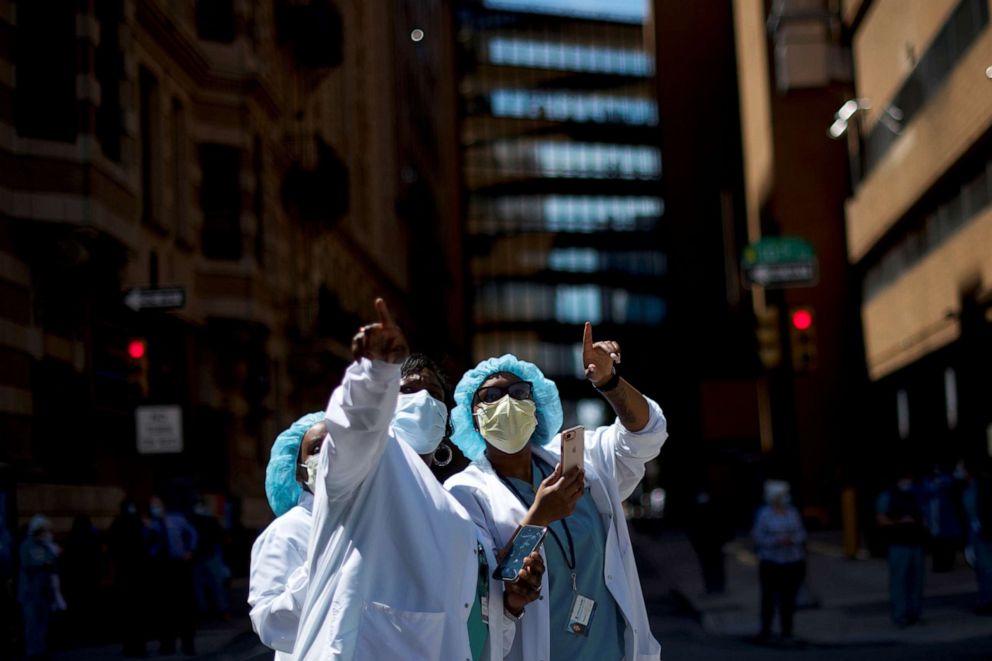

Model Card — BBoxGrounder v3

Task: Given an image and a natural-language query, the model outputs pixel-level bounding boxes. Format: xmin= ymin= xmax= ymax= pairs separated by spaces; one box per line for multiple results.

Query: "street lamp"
xmin=827 ymin=98 xmax=870 ymax=139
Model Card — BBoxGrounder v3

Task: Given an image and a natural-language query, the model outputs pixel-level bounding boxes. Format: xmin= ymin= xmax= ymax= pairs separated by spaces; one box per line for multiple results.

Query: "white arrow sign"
xmin=124 ymin=287 xmax=186 ymax=311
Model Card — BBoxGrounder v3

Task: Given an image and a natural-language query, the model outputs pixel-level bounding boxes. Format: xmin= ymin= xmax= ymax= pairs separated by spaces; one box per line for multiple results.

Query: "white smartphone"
xmin=560 ymin=425 xmax=584 ymax=473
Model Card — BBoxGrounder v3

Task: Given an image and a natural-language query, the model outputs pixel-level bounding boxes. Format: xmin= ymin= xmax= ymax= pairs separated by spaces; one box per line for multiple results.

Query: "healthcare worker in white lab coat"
xmin=445 ymin=322 xmax=668 ymax=661
xmin=248 ymin=411 xmax=326 ymax=658
xmin=293 ymin=299 xmax=543 ymax=661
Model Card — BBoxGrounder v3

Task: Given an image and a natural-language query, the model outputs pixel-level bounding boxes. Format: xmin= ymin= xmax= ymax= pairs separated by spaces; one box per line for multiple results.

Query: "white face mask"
xmin=392 ymin=390 xmax=449 ymax=455
xmin=475 ymin=395 xmax=537 ymax=455
xmin=300 ymin=454 xmax=319 ymax=493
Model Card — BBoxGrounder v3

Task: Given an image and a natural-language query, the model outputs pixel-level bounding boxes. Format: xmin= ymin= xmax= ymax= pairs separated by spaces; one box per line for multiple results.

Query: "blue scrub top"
xmin=508 ymin=459 xmax=625 ymax=661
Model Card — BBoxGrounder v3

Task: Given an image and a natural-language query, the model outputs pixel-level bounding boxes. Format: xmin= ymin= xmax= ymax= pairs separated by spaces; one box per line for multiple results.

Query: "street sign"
xmin=135 ymin=405 xmax=183 ymax=454
xmin=124 ymin=287 xmax=185 ymax=311
xmin=742 ymin=237 xmax=818 ymax=288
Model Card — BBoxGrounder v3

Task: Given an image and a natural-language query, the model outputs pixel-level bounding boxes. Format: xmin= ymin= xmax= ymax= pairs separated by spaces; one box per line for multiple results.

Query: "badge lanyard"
xmin=497 ymin=457 xmax=595 ymax=635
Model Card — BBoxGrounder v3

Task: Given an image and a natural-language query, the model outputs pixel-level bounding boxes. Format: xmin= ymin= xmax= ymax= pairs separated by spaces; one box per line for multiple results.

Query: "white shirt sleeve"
xmin=248 ymin=520 xmax=310 ymax=653
xmin=319 ymin=358 xmax=401 ymax=499
xmin=585 ymin=397 xmax=668 ymax=500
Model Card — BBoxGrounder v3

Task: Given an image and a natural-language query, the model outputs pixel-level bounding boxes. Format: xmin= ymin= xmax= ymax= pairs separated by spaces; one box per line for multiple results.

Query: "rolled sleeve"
xmin=588 ymin=397 xmax=668 ymax=500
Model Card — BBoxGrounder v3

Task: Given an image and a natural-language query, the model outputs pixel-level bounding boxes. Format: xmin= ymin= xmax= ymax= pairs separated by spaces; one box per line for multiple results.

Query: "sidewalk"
xmin=52 ymin=579 xmax=267 ymax=661
xmin=633 ymin=528 xmax=992 ymax=646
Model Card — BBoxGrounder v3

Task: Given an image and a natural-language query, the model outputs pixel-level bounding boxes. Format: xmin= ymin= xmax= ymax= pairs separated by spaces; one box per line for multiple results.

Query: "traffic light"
xmin=755 ymin=305 xmax=782 ymax=369
xmin=126 ymin=338 xmax=149 ymax=398
xmin=789 ymin=306 xmax=817 ymax=372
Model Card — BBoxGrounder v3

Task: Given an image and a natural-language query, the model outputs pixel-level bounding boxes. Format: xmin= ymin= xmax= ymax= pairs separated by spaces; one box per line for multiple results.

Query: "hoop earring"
xmin=433 ymin=443 xmax=453 ymax=467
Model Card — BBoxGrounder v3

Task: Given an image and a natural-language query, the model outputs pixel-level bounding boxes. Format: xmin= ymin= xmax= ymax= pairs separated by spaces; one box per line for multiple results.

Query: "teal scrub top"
xmin=468 ymin=543 xmax=489 ymax=661
xmin=507 ymin=458 xmax=625 ymax=661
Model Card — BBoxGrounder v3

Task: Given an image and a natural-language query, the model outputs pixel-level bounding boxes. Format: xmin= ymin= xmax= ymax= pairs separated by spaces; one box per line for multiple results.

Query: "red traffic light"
xmin=791 ymin=309 xmax=813 ymax=331
xmin=127 ymin=339 xmax=146 ymax=360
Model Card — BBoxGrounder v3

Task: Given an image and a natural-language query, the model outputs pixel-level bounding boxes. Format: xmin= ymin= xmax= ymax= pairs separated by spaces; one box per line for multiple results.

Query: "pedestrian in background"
xmin=148 ymin=495 xmax=198 ymax=655
xmin=191 ymin=499 xmax=230 ymax=620
xmin=963 ymin=457 xmax=992 ymax=615
xmin=923 ymin=463 xmax=965 ymax=572
xmin=876 ymin=468 xmax=929 ymax=627
xmin=18 ymin=515 xmax=66 ymax=660
xmin=687 ymin=490 xmax=732 ymax=595
xmin=752 ymin=480 xmax=807 ymax=642
xmin=60 ymin=514 xmax=101 ymax=644
xmin=109 ymin=499 xmax=151 ymax=658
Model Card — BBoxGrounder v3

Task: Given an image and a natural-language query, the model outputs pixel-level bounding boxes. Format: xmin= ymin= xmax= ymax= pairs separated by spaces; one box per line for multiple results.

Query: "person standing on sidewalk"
xmin=963 ymin=457 xmax=992 ymax=615
xmin=876 ymin=468 xmax=929 ymax=627
xmin=752 ymin=480 xmax=807 ymax=641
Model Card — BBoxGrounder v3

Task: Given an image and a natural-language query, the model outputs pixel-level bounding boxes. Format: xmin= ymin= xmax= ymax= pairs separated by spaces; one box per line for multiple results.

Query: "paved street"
xmin=50 ymin=526 xmax=992 ymax=660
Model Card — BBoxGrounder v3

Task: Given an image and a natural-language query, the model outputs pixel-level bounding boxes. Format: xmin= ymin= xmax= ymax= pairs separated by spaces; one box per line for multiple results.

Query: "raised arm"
xmin=319 ymin=299 xmax=410 ymax=499
xmin=582 ymin=322 xmax=668 ymax=498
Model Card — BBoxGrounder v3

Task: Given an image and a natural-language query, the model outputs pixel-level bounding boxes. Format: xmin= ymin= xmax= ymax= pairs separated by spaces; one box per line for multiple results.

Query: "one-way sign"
xmin=124 ymin=287 xmax=186 ymax=311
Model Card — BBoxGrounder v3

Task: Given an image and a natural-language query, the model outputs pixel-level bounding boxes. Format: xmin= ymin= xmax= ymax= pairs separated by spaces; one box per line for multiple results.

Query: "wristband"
xmin=593 ymin=365 xmax=621 ymax=392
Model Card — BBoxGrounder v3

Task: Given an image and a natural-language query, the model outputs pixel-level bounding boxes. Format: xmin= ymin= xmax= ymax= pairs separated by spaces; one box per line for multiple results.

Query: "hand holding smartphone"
xmin=560 ymin=425 xmax=585 ymax=473
xmin=494 ymin=524 xmax=548 ymax=582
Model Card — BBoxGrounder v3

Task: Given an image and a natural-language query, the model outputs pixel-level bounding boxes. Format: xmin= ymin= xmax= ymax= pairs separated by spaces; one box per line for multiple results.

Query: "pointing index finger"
xmin=374 ymin=298 xmax=394 ymax=327
xmin=582 ymin=321 xmax=594 ymax=353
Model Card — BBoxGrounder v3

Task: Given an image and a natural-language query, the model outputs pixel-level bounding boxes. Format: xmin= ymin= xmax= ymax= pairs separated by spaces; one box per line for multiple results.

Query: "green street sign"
xmin=742 ymin=237 xmax=818 ymax=288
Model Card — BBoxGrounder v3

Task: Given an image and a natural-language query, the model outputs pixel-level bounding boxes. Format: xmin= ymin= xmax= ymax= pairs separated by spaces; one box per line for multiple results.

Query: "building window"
xmin=863 ymin=0 xmax=989 ymax=173
xmin=200 ymin=144 xmax=243 ymax=260
xmin=139 ymin=67 xmax=162 ymax=226
xmin=96 ymin=0 xmax=124 ymax=161
xmin=469 ymin=195 xmax=663 ymax=234
xmin=253 ymin=136 xmax=265 ymax=265
xmin=863 ymin=150 xmax=992 ymax=301
xmin=487 ymin=37 xmax=653 ymax=76
xmin=14 ymin=1 xmax=77 ymax=142
xmin=484 ymin=0 xmax=645 ymax=23
xmin=196 ymin=0 xmax=236 ymax=43
xmin=489 ymin=89 xmax=658 ymax=126
xmin=171 ymin=99 xmax=188 ymax=239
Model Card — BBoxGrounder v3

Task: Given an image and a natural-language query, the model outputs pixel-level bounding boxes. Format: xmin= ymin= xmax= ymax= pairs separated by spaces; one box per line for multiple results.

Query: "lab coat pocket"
xmin=356 ymin=601 xmax=445 ymax=660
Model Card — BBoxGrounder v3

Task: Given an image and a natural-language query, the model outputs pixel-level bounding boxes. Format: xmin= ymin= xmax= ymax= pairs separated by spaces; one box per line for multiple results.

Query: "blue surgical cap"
xmin=265 ymin=411 xmax=326 ymax=516
xmin=451 ymin=354 xmax=563 ymax=462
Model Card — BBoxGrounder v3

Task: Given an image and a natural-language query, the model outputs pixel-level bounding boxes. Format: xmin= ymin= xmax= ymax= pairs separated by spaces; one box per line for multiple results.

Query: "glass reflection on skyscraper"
xmin=457 ymin=0 xmax=666 ymax=412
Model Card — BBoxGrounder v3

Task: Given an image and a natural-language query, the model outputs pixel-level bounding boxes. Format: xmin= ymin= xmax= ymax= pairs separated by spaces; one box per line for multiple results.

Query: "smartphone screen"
xmin=560 ymin=425 xmax=585 ymax=473
xmin=494 ymin=525 xmax=547 ymax=582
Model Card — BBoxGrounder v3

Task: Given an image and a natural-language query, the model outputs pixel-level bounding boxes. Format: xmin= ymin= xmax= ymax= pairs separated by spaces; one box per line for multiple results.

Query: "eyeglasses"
xmin=475 ymin=381 xmax=533 ymax=404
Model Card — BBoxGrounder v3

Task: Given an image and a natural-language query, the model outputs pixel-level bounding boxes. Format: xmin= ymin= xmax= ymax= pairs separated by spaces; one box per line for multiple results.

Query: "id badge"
xmin=478 ymin=543 xmax=490 ymax=624
xmin=565 ymin=592 xmax=596 ymax=636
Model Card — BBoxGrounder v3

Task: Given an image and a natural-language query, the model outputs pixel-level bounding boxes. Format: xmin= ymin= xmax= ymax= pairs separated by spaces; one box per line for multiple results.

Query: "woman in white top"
xmin=293 ymin=299 xmax=542 ymax=661
xmin=248 ymin=411 xmax=326 ymax=658
xmin=445 ymin=323 xmax=668 ymax=661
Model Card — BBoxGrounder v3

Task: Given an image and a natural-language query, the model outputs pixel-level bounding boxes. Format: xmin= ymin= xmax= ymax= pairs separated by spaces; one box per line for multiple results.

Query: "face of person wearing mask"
xmin=472 ymin=371 xmax=537 ymax=457
xmin=296 ymin=422 xmax=328 ymax=493
xmin=395 ymin=368 xmax=449 ymax=465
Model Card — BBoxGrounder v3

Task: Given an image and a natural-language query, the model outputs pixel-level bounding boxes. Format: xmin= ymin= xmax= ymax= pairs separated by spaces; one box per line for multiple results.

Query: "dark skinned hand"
xmin=523 ymin=463 xmax=584 ymax=527
xmin=503 ymin=551 xmax=545 ymax=617
xmin=350 ymin=298 xmax=409 ymax=365
xmin=582 ymin=321 xmax=621 ymax=387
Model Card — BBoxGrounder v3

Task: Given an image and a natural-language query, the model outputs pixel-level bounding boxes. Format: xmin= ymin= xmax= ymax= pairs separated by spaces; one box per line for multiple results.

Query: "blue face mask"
xmin=391 ymin=390 xmax=448 ymax=455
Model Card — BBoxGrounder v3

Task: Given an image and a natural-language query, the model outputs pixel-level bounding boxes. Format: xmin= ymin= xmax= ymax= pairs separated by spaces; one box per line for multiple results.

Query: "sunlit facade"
xmin=456 ymin=0 xmax=666 ymax=425
xmin=842 ymin=0 xmax=992 ymax=464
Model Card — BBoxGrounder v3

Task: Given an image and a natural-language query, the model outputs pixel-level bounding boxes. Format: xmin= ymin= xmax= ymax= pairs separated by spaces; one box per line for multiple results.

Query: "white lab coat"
xmin=445 ymin=400 xmax=668 ymax=661
xmin=248 ymin=491 xmax=313 ymax=659
xmin=293 ymin=358 xmax=512 ymax=661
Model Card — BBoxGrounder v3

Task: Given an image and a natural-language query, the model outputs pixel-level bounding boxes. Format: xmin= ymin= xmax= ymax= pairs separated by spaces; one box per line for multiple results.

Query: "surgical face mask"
xmin=300 ymin=454 xmax=319 ymax=493
xmin=149 ymin=505 xmax=163 ymax=518
xmin=475 ymin=395 xmax=537 ymax=454
xmin=392 ymin=390 xmax=449 ymax=455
